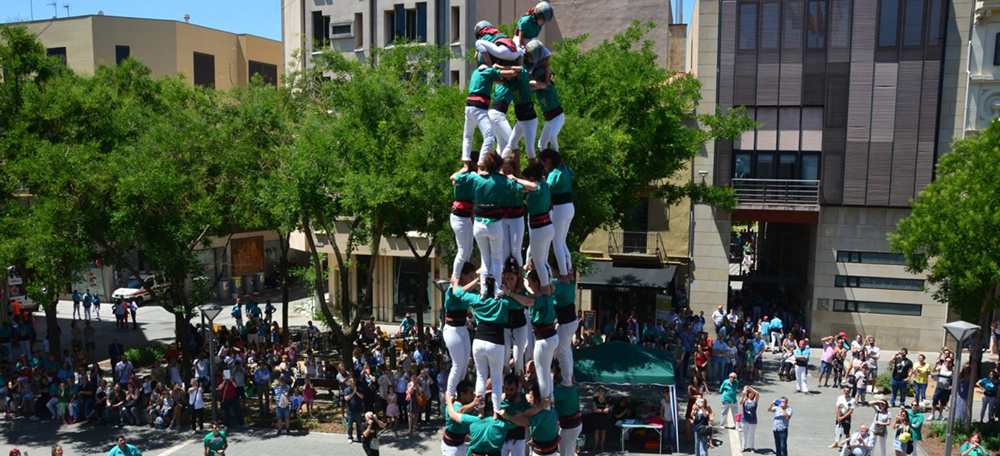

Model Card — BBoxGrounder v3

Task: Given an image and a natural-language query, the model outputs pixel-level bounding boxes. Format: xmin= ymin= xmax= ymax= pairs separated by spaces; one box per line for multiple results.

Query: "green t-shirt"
xmin=907 ymin=410 xmax=923 ymax=441
xmin=204 ymin=431 xmax=227 ymax=456
xmin=501 ymin=294 xmax=523 ymax=312
xmin=466 ymin=416 xmax=514 ymax=454
xmin=446 ymin=402 xmax=472 ymax=435
xmin=502 ymin=394 xmax=531 ymax=438
xmin=528 ymin=407 xmax=560 ymax=442
xmin=446 ymin=286 xmax=479 ymax=312
xmin=528 ymin=295 xmax=556 ymax=327
xmin=535 ymin=83 xmax=560 ymax=114
xmin=498 ymin=181 xmax=525 ymax=209
xmin=546 ymin=165 xmax=574 ymax=195
xmin=43 ymin=360 xmax=60 ymax=372
xmin=526 ymin=181 xmax=551 ymax=216
xmin=553 ymin=384 xmax=580 ymax=419
xmin=494 ymin=69 xmax=533 ymax=107
xmin=468 ymin=67 xmax=502 ymax=99
xmin=453 ymin=172 xmax=477 ymax=202
xmin=471 ymin=296 xmax=509 ymax=325
xmin=553 ymin=280 xmax=575 ymax=308
xmin=0 ymin=326 xmax=11 ymax=339
xmin=517 ymin=15 xmax=543 ymax=41
xmin=473 ymin=173 xmax=517 ymax=223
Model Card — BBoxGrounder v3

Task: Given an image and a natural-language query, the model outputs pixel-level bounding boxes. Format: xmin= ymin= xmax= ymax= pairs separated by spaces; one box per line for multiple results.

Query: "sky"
xmin=3 ymin=0 xmax=698 ymax=42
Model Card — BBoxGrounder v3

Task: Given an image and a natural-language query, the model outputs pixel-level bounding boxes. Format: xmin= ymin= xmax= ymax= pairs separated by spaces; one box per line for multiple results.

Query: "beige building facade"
xmin=21 ymin=14 xmax=282 ymax=89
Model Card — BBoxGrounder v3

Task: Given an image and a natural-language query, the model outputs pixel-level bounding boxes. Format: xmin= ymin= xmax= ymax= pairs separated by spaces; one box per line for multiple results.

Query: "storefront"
xmin=578 ymin=261 xmax=680 ymax=336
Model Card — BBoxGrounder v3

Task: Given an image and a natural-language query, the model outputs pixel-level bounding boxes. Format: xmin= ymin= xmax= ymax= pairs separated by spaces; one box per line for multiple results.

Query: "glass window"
xmin=829 ymin=0 xmax=851 ymax=49
xmin=393 ymin=257 xmax=432 ymax=323
xmin=836 ymin=251 xmax=907 ymax=265
xmin=115 ymin=45 xmax=130 ymax=65
xmin=734 ymin=153 xmax=753 ymax=178
xmin=878 ymin=0 xmax=899 ymax=47
xmin=193 ymin=52 xmax=215 ymax=88
xmin=994 ymin=33 xmax=1000 ymax=66
xmin=756 ymin=154 xmax=775 ymax=179
xmin=902 ymin=0 xmax=923 ymax=46
xmin=778 ymin=154 xmax=797 ymax=179
xmin=807 ymin=0 xmax=827 ymax=48
xmin=739 ymin=3 xmax=758 ymax=50
xmin=927 ymin=0 xmax=943 ymax=46
xmin=760 ymin=2 xmax=781 ymax=50
xmin=783 ymin=1 xmax=803 ymax=49
xmin=834 ymin=275 xmax=924 ymax=291
xmin=249 ymin=60 xmax=278 ymax=86
xmin=832 ymin=300 xmax=920 ymax=316
xmin=47 ymin=47 xmax=67 ymax=65
xmin=801 ymin=154 xmax=820 ymax=180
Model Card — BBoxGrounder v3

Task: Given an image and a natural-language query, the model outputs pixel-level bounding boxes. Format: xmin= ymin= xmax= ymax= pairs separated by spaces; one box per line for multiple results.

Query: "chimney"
xmin=183 ymin=14 xmax=190 ymax=23
xmin=97 ymin=10 xmax=103 ymax=16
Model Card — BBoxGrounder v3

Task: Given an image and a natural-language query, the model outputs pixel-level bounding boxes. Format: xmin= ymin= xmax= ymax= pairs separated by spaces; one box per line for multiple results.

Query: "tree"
xmin=890 ymin=117 xmax=1000 ymax=430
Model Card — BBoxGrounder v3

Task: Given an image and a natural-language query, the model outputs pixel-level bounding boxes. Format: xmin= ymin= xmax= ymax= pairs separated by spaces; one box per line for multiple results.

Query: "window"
xmin=777 ymin=154 xmax=797 ymax=179
xmin=330 ymin=22 xmax=353 ymax=38
xmin=927 ymin=0 xmax=943 ymax=46
xmin=738 ymin=3 xmax=757 ymax=50
xmin=901 ymin=0 xmax=923 ymax=46
xmin=756 ymin=154 xmax=775 ymax=178
xmin=47 ymin=47 xmax=67 ymax=65
xmin=385 ymin=10 xmax=396 ymax=45
xmin=760 ymin=2 xmax=780 ymax=50
xmin=801 ymin=154 xmax=820 ymax=180
xmin=193 ymin=52 xmax=215 ymax=88
xmin=450 ymin=70 xmax=460 ymax=86
xmin=833 ymin=300 xmax=922 ymax=316
xmin=836 ymin=251 xmax=907 ymax=265
xmin=828 ymin=0 xmax=851 ymax=49
xmin=450 ymin=6 xmax=461 ymax=44
xmin=782 ymin=1 xmax=803 ymax=50
xmin=312 ymin=11 xmax=331 ymax=49
xmin=806 ymin=0 xmax=826 ymax=48
xmin=393 ymin=257 xmax=432 ymax=323
xmin=878 ymin=0 xmax=899 ymax=47
xmin=249 ymin=60 xmax=278 ymax=86
xmin=355 ymin=13 xmax=364 ymax=49
xmin=390 ymin=3 xmax=427 ymax=44
xmin=834 ymin=275 xmax=924 ymax=291
xmin=994 ymin=33 xmax=1000 ymax=66
xmin=734 ymin=153 xmax=752 ymax=178
xmin=115 ymin=45 xmax=130 ymax=65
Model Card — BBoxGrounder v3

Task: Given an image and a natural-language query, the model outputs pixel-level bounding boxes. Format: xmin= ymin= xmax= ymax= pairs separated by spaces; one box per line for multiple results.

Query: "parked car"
xmin=112 ymin=273 xmax=170 ymax=304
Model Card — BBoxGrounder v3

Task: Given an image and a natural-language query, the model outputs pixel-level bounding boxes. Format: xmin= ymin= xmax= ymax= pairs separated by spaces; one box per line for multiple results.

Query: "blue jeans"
xmin=914 ymin=383 xmax=927 ymax=404
xmin=712 ymin=357 xmax=727 ymax=383
xmin=773 ymin=429 xmax=788 ymax=456
xmin=222 ymin=397 xmax=243 ymax=427
xmin=890 ymin=379 xmax=908 ymax=405
xmin=346 ymin=409 xmax=363 ymax=441
xmin=695 ymin=430 xmax=709 ymax=456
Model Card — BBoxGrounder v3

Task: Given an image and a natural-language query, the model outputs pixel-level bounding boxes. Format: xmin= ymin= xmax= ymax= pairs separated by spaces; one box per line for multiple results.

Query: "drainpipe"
xmin=962 ymin=2 xmax=978 ymax=139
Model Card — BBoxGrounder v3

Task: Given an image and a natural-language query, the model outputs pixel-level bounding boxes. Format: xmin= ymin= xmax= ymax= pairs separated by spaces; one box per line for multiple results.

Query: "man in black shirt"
xmin=890 ymin=348 xmax=913 ymax=407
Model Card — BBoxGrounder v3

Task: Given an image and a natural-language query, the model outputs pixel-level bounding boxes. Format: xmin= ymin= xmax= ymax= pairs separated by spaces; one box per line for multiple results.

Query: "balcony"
xmin=731 ymin=178 xmax=821 ymax=211
xmin=607 ymin=231 xmax=665 ymax=262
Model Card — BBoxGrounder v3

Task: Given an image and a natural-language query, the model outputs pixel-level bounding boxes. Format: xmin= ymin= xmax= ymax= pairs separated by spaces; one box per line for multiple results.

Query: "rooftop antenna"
xmin=63 ymin=4 xmax=70 ymax=17
xmin=46 ymin=1 xmax=56 ymax=18
xmin=28 ymin=0 xmax=33 ymax=20
xmin=184 ymin=13 xmax=190 ymax=23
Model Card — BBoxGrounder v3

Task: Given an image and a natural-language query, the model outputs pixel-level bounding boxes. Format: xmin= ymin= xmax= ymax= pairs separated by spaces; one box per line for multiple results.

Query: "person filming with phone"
xmin=768 ymin=396 xmax=793 ymax=456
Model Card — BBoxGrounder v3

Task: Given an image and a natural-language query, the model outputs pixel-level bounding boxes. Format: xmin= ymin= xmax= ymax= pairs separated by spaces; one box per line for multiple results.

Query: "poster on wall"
xmin=655 ymin=294 xmax=673 ymax=321
xmin=231 ymin=237 xmax=265 ymax=277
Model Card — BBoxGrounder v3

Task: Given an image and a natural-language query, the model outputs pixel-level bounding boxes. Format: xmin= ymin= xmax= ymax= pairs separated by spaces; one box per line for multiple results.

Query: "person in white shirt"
xmin=833 ymin=387 xmax=857 ymax=450
xmin=846 ymin=424 xmax=874 ymax=456
xmin=115 ymin=355 xmax=134 ymax=385
xmin=194 ymin=354 xmax=210 ymax=384
xmin=712 ymin=306 xmax=725 ymax=334
xmin=188 ymin=379 xmax=206 ymax=431
xmin=864 ymin=338 xmax=880 ymax=394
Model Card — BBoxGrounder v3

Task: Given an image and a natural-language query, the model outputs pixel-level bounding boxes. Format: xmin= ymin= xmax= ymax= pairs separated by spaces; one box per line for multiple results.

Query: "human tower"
xmin=442 ymin=4 xmax=582 ymax=456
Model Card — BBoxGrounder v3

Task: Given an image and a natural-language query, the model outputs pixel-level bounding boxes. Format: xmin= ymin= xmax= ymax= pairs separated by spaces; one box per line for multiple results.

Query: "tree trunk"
xmin=279 ymin=232 xmax=290 ymax=332
xmin=963 ymin=290 xmax=992 ymax=430
xmin=43 ymin=301 xmax=61 ymax=358
xmin=176 ymin=309 xmax=192 ymax=385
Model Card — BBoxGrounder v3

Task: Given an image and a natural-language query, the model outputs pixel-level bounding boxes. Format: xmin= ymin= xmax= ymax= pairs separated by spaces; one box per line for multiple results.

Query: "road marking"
xmin=156 ymin=439 xmax=195 ymax=456
xmin=726 ymin=415 xmax=742 ymax=456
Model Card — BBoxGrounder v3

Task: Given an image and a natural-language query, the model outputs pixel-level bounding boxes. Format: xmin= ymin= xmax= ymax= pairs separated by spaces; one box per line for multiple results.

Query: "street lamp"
xmin=198 ymin=303 xmax=223 ymax=424
xmin=942 ymin=320 xmax=980 ymax=456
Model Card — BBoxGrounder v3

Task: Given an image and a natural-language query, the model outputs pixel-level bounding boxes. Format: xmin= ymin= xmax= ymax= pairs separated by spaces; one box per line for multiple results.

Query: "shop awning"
xmin=577 ymin=261 xmax=676 ymax=290
xmin=574 ymin=341 xmax=675 ymax=386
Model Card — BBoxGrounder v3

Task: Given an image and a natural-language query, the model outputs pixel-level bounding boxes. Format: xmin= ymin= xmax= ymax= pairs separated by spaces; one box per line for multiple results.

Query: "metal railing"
xmin=731 ymin=178 xmax=821 ymax=207
xmin=608 ymin=231 xmax=664 ymax=259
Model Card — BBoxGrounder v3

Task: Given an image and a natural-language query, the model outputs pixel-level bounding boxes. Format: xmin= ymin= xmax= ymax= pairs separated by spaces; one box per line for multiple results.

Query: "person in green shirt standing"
xmin=470 ymin=279 xmax=511 ymax=414
xmin=539 ymin=149 xmax=575 ymax=281
xmin=500 ymin=67 xmax=540 ymax=162
xmin=524 ymin=40 xmax=564 ymax=154
xmin=719 ymin=372 xmax=740 ymax=429
xmin=500 ymin=259 xmax=531 ymax=377
xmin=443 ymin=263 xmax=480 ymax=397
xmin=204 ymin=423 xmax=228 ymax=456
xmin=463 ymin=66 xmax=519 ymax=171
xmin=450 ymin=166 xmax=478 ymax=289
xmin=500 ymin=373 xmax=530 ymax=456
xmin=446 ymin=391 xmax=537 ymax=456
xmin=552 ymin=270 xmax=578 ymax=389
xmin=442 ymin=380 xmax=481 ymax=456
xmin=500 ymin=381 xmax=560 ymax=456
xmin=553 ymin=366 xmax=582 ymax=456
xmin=107 ymin=435 xmax=142 ymax=456
xmin=523 ymin=164 xmax=554 ymax=287
xmin=514 ymin=2 xmax=554 ymax=49
xmin=500 ymin=156 xmax=531 ymax=272
xmin=505 ymin=269 xmax=557 ymax=401
xmin=906 ymin=401 xmax=923 ymax=454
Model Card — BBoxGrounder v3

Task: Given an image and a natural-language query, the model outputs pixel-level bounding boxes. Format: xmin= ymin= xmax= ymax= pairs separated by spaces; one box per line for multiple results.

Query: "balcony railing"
xmin=731 ymin=178 xmax=820 ymax=209
xmin=608 ymin=231 xmax=665 ymax=260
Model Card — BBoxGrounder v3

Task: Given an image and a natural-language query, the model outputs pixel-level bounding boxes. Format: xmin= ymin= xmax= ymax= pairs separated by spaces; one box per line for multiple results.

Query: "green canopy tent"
xmin=573 ymin=341 xmax=679 ymax=452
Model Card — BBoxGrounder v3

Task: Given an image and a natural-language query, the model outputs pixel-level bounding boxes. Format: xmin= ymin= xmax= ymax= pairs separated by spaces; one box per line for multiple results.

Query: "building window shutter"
xmin=395 ymin=4 xmax=406 ymax=41
xmin=416 ymin=3 xmax=427 ymax=43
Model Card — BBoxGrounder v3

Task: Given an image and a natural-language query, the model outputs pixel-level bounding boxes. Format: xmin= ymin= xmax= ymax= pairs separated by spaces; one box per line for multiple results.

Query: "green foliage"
xmin=890 ymin=118 xmax=1000 ymax=319
xmin=926 ymin=420 xmax=1000 ymax=448
xmin=874 ymin=372 xmax=915 ymax=396
xmin=125 ymin=345 xmax=166 ymax=367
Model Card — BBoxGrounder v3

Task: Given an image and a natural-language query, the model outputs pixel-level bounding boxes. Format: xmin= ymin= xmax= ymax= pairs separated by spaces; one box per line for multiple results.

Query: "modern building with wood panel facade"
xmin=687 ymin=0 xmax=973 ymax=351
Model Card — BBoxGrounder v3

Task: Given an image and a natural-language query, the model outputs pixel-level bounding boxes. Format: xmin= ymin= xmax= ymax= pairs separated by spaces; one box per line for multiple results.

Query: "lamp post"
xmin=942 ymin=320 xmax=980 ymax=456
xmin=434 ymin=279 xmax=450 ymax=329
xmin=199 ymin=303 xmax=223 ymax=424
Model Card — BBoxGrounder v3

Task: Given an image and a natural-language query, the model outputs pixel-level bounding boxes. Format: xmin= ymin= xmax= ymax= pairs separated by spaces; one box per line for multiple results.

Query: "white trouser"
xmin=84 ymin=306 xmax=91 ymax=320
xmin=559 ymin=424 xmax=583 ymax=456
xmin=873 ymin=435 xmax=888 ymax=456
xmin=474 ymin=220 xmax=505 ymax=290
xmin=719 ymin=402 xmax=738 ymax=427
xmin=795 ymin=365 xmax=809 ymax=392
xmin=527 ymin=224 xmax=555 ymax=284
xmin=502 ymin=439 xmax=526 ymax=456
xmin=741 ymin=422 xmax=756 ymax=450
xmin=442 ymin=440 xmax=466 ymax=456
xmin=473 ymin=339 xmax=506 ymax=410
xmin=534 ymin=334 xmax=558 ymax=400
xmin=490 ymin=109 xmax=513 ymax=155
xmin=525 ymin=313 xmax=536 ymax=361
xmin=555 ymin=318 xmax=578 ymax=386
xmin=550 ymin=204 xmax=575 ymax=276
xmin=835 ymin=423 xmax=846 ymax=445
xmin=463 ymin=106 xmax=494 ymax=164
xmin=505 ymin=324 xmax=530 ymax=376
xmin=444 ymin=325 xmax=471 ymax=396
xmin=538 ymin=112 xmax=565 ymax=152
xmin=502 ymin=217 xmax=525 ymax=269
xmin=94 ymin=304 xmax=100 ymax=319
xmin=476 ymin=39 xmax=524 ymax=61
xmin=451 ymin=214 xmax=474 ymax=279
xmin=504 ymin=117 xmax=539 ymax=159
